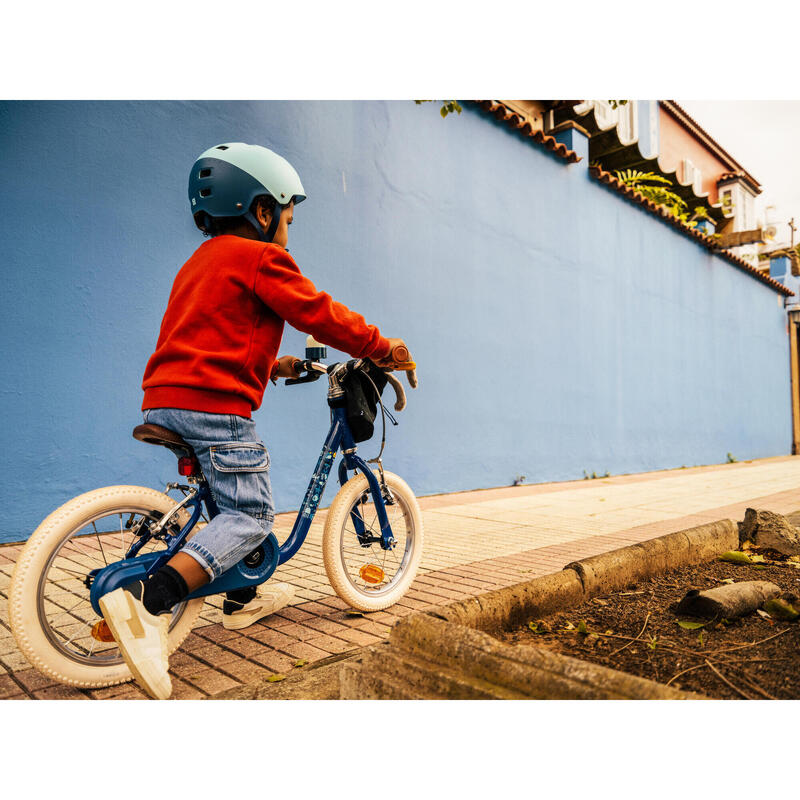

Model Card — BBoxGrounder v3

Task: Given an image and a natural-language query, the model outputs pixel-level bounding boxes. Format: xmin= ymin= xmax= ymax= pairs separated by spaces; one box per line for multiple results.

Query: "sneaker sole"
xmin=221 ymin=589 xmax=295 ymax=630
xmin=99 ymin=589 xmax=172 ymax=700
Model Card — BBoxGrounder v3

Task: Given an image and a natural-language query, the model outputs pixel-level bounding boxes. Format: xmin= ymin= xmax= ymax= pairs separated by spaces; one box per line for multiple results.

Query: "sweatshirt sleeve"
xmin=255 ymin=245 xmax=392 ymax=360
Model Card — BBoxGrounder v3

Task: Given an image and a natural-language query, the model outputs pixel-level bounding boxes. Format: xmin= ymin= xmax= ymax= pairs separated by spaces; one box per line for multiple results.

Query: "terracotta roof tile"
xmin=588 ymin=166 xmax=793 ymax=297
xmin=473 ymin=101 xmax=581 ymax=163
xmin=718 ymin=170 xmax=747 ymax=182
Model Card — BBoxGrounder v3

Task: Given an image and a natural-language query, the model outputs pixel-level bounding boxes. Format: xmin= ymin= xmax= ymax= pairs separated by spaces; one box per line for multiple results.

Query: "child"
xmin=99 ymin=142 xmax=410 ymax=699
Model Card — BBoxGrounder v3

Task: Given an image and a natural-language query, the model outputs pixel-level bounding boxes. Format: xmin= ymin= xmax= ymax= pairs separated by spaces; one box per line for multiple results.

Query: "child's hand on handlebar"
xmin=275 ymin=354 xmax=302 ymax=379
xmin=374 ymin=338 xmax=415 ymax=371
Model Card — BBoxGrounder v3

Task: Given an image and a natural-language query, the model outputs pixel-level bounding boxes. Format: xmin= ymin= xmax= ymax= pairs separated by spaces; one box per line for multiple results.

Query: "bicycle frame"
xmin=89 ymin=404 xmax=395 ymax=615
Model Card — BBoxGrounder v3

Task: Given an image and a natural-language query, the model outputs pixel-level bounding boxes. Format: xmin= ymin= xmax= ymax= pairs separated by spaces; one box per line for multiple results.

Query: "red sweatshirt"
xmin=142 ymin=236 xmax=391 ymax=417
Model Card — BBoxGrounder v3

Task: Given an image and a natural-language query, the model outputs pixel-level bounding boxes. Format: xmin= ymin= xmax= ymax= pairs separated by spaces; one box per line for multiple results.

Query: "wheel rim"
xmin=36 ymin=506 xmax=189 ymax=667
xmin=338 ymin=487 xmax=416 ymax=598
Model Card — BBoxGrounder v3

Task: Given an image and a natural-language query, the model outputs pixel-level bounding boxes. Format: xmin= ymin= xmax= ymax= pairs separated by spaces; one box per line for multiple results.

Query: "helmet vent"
xmin=199 ymin=168 xmax=212 ymax=178
xmin=216 ymin=145 xmax=229 ymax=150
xmin=199 ymin=188 xmax=212 ymax=198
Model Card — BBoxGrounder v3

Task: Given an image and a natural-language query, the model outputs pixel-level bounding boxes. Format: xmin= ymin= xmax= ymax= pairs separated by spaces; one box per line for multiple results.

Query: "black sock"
xmin=223 ymin=585 xmax=257 ymax=614
xmin=141 ymin=565 xmax=190 ymax=616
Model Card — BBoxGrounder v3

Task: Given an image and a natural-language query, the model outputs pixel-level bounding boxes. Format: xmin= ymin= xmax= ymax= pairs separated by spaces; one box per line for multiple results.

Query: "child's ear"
xmin=255 ymin=200 xmax=272 ymax=231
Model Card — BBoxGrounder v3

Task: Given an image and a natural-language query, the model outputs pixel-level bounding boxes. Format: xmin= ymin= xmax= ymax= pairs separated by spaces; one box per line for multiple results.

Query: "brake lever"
xmin=285 ymin=372 xmax=322 ymax=386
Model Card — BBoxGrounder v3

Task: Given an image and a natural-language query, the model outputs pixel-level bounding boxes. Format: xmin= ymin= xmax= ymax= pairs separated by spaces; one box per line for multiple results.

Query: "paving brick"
xmin=169 ymin=654 xmax=210 ymax=679
xmin=13 ymin=669 xmax=58 ymax=693
xmin=273 ymin=606 xmax=316 ymax=623
xmin=196 ymin=624 xmax=242 ymax=643
xmin=170 ymin=678 xmax=206 ymax=699
xmin=301 ymin=617 xmax=353 ymax=636
xmin=394 ymin=596 xmax=432 ymax=611
xmin=364 ymin=610 xmax=401 ymax=625
xmin=189 ymin=642 xmax=244 ymax=666
xmin=107 ymin=686 xmax=149 ymax=700
xmin=354 ymin=620 xmax=392 ymax=638
xmin=32 ymin=684 xmax=91 ymax=700
xmin=304 ymin=634 xmax=356 ymax=655
xmin=335 ymin=628 xmax=383 ymax=647
xmin=178 ymin=632 xmax=212 ymax=653
xmin=315 ymin=596 xmax=349 ymax=611
xmin=277 ymin=641 xmax=331 ymax=662
xmin=249 ymin=628 xmax=296 ymax=650
xmin=295 ymin=601 xmax=333 ymax=615
xmin=0 ymin=674 xmax=25 ymax=699
xmin=275 ymin=622 xmax=326 ymax=641
xmin=386 ymin=603 xmax=414 ymax=617
xmin=250 ymin=648 xmax=295 ymax=674
xmin=0 ymin=651 xmax=33 ymax=672
xmin=89 ymin=682 xmax=141 ymax=700
xmin=222 ymin=636 xmax=269 ymax=658
xmin=185 ymin=668 xmax=240 ymax=696
xmin=218 ymin=659 xmax=273 ymax=684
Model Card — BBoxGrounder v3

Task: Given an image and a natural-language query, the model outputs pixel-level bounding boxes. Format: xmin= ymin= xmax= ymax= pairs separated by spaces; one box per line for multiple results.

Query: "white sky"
xmin=678 ymin=101 xmax=800 ymax=248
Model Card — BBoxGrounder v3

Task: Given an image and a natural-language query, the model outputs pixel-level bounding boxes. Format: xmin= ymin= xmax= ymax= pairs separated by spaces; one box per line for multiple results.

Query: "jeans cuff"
xmin=181 ymin=542 xmax=219 ymax=580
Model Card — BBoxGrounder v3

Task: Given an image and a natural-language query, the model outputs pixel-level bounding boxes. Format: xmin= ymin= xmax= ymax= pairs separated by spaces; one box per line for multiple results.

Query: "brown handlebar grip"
xmin=391 ymin=345 xmax=410 ymax=363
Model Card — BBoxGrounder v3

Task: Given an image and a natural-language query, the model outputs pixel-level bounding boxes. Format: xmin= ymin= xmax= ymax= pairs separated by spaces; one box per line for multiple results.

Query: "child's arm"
xmin=255 ymin=246 xmax=392 ymax=361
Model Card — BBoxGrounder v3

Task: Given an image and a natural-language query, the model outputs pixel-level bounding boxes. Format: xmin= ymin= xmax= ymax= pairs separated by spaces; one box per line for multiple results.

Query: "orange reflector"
xmin=359 ymin=564 xmax=385 ymax=584
xmin=91 ymin=620 xmax=116 ymax=642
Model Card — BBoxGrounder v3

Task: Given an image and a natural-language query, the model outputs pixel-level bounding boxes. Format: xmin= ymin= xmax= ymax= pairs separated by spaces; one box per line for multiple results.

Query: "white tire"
xmin=323 ymin=470 xmax=423 ymax=612
xmin=9 ymin=485 xmax=205 ymax=689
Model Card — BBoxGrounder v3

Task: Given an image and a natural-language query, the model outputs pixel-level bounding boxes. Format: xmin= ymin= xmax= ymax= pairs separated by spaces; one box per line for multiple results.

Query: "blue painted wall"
xmin=0 ymin=101 xmax=792 ymax=542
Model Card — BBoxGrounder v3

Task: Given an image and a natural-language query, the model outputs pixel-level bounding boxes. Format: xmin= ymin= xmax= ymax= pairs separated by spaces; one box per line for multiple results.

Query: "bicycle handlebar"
xmin=284 ymin=356 xmax=416 ymax=411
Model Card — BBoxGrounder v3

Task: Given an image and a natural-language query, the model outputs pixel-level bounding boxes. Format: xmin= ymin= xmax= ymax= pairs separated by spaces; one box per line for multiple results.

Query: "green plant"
xmin=613 ymin=169 xmax=715 ymax=230
xmin=415 ymin=100 xmax=463 ymax=118
xmin=727 ymin=452 xmax=738 ymax=463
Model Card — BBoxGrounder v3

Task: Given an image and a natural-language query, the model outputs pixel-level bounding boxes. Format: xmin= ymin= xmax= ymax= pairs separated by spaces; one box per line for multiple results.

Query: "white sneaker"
xmin=222 ymin=582 xmax=295 ymax=630
xmin=98 ymin=582 xmax=172 ymax=700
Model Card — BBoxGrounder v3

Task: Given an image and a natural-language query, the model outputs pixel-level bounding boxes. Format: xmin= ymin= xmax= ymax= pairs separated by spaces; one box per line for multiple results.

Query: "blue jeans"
xmin=143 ymin=408 xmax=275 ymax=580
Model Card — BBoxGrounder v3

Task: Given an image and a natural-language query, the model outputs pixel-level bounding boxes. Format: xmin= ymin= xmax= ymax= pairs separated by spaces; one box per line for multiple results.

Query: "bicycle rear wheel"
xmin=323 ymin=470 xmax=423 ymax=612
xmin=9 ymin=485 xmax=204 ymax=689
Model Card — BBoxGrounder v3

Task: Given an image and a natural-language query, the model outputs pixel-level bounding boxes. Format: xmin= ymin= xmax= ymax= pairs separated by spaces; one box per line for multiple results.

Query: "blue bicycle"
xmin=9 ymin=350 xmax=422 ymax=689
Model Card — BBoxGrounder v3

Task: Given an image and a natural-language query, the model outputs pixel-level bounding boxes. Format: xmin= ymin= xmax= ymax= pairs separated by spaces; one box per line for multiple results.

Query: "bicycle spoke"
xmin=92 ymin=521 xmax=109 ymax=566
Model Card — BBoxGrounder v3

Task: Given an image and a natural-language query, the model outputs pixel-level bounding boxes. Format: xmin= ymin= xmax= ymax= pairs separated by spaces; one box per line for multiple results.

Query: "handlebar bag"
xmin=341 ymin=362 xmax=388 ymax=443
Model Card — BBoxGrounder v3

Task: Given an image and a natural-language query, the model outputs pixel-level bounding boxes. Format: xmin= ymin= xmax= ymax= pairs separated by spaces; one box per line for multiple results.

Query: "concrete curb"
xmin=340 ymin=614 xmax=696 ymax=700
xmin=430 ymin=519 xmax=738 ymax=634
xmin=565 ymin=519 xmax=738 ymax=599
xmin=340 ymin=518 xmax=737 ymax=699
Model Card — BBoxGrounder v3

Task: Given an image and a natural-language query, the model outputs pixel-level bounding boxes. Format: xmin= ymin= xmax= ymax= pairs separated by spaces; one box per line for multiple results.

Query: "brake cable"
xmin=360 ymin=365 xmax=398 ymax=498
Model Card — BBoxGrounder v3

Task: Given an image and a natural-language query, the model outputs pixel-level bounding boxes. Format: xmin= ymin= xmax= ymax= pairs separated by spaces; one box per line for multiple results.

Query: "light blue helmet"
xmin=188 ymin=142 xmax=306 ymax=243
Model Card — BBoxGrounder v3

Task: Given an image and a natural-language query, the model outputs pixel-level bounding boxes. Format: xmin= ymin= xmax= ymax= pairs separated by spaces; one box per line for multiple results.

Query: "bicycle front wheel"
xmin=323 ymin=470 xmax=423 ymax=612
xmin=9 ymin=485 xmax=205 ymax=689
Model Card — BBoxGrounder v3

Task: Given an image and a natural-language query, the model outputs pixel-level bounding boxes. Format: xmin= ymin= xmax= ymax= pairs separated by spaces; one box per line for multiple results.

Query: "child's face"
xmin=272 ymin=200 xmax=294 ymax=249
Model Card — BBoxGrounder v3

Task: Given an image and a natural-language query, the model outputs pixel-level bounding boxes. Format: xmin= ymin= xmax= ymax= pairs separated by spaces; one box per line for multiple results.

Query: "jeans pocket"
xmin=208 ymin=442 xmax=273 ymax=520
xmin=210 ymin=442 xmax=270 ymax=472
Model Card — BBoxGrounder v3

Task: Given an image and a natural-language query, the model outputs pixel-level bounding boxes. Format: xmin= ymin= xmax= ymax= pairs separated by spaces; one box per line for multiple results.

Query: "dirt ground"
xmin=498 ymin=558 xmax=800 ymax=699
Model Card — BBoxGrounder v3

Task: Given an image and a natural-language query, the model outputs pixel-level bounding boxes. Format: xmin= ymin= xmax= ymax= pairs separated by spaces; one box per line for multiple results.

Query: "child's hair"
xmin=196 ymin=194 xmax=277 ymax=237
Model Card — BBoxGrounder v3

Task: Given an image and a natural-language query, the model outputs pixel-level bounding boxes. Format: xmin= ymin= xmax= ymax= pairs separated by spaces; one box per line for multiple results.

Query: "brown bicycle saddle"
xmin=132 ymin=424 xmax=196 ymax=457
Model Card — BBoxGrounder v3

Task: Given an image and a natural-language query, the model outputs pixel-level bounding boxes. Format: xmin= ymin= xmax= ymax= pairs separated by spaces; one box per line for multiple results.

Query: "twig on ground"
xmin=608 ymin=612 xmax=650 ymax=658
xmin=706 ymin=628 xmax=790 ymax=656
xmin=704 ymin=659 xmax=753 ymax=699
xmin=665 ymin=662 xmax=708 ymax=686
xmin=734 ymin=669 xmax=777 ymax=700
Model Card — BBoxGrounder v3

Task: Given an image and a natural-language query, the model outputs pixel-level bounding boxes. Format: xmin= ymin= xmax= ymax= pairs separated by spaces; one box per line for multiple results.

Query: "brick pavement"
xmin=1 ymin=455 xmax=799 ymax=699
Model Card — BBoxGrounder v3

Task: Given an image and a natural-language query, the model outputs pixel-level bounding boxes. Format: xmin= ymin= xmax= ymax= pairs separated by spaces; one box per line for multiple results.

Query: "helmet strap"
xmin=243 ymin=202 xmax=284 ymax=244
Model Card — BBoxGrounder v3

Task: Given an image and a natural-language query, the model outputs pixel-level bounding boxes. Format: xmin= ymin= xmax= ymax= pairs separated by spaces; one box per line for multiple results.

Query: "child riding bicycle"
xmin=98 ymin=142 xmax=412 ymax=699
